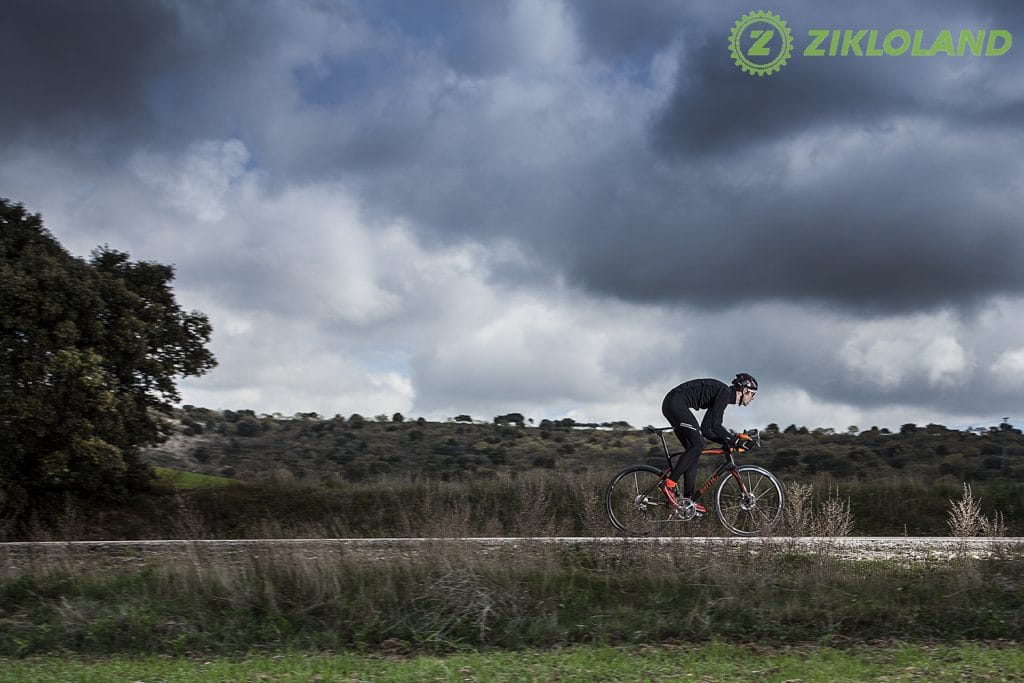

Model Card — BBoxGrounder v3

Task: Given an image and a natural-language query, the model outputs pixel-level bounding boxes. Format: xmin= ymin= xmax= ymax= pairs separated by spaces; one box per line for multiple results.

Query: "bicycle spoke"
xmin=745 ymin=473 xmax=778 ymax=507
xmin=714 ymin=466 xmax=784 ymax=536
xmin=746 ymin=502 xmax=770 ymax=526
xmin=718 ymin=504 xmax=743 ymax=528
xmin=745 ymin=472 xmax=768 ymax=498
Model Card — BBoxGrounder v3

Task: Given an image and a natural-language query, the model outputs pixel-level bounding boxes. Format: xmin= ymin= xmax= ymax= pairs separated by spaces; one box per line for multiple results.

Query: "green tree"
xmin=494 ymin=412 xmax=525 ymax=427
xmin=234 ymin=416 xmax=262 ymax=437
xmin=0 ymin=199 xmax=216 ymax=528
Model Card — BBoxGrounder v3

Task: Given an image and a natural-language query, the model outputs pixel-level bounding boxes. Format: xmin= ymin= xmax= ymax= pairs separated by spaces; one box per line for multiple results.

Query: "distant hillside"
xmin=142 ymin=407 xmax=1024 ymax=486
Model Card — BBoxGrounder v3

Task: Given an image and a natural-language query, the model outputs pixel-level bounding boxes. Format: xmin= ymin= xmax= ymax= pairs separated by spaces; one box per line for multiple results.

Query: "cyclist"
xmin=660 ymin=373 xmax=758 ymax=514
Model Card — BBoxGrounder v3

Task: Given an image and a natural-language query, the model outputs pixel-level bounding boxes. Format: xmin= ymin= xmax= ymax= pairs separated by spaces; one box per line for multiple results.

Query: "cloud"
xmin=240 ymin=0 xmax=1024 ymax=316
xmin=5 ymin=0 xmax=1024 ymax=430
xmin=177 ymin=307 xmax=415 ymax=417
xmin=839 ymin=314 xmax=968 ymax=389
xmin=132 ymin=139 xmax=250 ymax=222
xmin=0 ymin=0 xmax=177 ymax=148
xmin=992 ymin=348 xmax=1024 ymax=382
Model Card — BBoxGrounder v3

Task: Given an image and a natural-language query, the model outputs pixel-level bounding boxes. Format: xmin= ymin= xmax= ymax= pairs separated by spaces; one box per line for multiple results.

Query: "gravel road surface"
xmin=2 ymin=537 xmax=1020 ymax=577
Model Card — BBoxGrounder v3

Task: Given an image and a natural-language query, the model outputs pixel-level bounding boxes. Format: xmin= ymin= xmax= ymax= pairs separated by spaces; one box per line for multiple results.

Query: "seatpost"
xmin=659 ymin=431 xmax=673 ymax=468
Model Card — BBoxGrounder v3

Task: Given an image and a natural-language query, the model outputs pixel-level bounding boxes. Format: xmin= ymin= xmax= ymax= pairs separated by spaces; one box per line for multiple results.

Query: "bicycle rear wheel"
xmin=714 ymin=465 xmax=784 ymax=536
xmin=605 ymin=464 xmax=678 ymax=535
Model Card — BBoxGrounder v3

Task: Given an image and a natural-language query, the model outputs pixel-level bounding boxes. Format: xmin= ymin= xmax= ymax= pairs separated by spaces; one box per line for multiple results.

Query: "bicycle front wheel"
xmin=714 ymin=465 xmax=784 ymax=536
xmin=605 ymin=464 xmax=676 ymax=535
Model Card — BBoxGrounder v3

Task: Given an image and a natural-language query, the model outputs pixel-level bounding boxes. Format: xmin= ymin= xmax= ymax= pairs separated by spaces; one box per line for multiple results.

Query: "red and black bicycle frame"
xmin=645 ymin=426 xmax=751 ymax=504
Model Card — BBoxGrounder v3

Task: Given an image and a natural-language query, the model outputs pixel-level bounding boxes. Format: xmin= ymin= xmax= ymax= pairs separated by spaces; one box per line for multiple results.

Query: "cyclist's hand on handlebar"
xmin=735 ymin=432 xmax=758 ymax=450
xmin=726 ymin=433 xmax=751 ymax=452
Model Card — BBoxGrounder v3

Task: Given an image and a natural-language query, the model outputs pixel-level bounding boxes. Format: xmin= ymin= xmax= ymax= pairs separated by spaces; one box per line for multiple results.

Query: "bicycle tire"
xmin=605 ymin=464 xmax=678 ymax=535
xmin=714 ymin=465 xmax=784 ymax=536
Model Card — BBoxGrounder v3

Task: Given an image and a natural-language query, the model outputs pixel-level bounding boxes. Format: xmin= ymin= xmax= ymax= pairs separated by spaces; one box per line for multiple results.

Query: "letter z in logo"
xmin=748 ymin=28 xmax=774 ymax=56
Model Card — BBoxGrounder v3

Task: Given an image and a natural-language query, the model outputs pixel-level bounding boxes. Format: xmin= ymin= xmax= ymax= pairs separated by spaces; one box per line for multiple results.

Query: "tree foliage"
xmin=494 ymin=412 xmax=526 ymax=427
xmin=0 ymin=199 xmax=216 ymax=524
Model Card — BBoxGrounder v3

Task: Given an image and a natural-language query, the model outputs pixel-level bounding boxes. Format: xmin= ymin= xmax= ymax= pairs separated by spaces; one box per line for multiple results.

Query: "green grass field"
xmin=152 ymin=467 xmax=236 ymax=489
xmin=3 ymin=642 xmax=1023 ymax=682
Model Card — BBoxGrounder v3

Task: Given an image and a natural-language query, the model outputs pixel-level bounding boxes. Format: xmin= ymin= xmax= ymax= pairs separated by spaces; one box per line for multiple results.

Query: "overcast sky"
xmin=4 ymin=0 xmax=1024 ymax=431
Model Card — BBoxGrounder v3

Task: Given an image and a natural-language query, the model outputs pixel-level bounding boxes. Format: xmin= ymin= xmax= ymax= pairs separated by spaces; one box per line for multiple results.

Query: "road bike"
xmin=605 ymin=426 xmax=784 ymax=536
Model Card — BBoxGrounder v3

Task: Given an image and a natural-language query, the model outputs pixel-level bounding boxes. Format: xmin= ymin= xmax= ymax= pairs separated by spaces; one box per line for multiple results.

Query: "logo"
xmin=803 ymin=29 xmax=1011 ymax=58
xmin=730 ymin=10 xmax=1012 ymax=77
xmin=729 ymin=10 xmax=794 ymax=76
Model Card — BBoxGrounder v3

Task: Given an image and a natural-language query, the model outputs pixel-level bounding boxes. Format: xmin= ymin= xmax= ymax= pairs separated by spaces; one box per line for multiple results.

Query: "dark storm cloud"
xmin=6 ymin=0 xmax=1024 ymax=318
xmin=440 ymin=3 xmax=1024 ymax=315
xmin=574 ymin=138 xmax=1024 ymax=313
xmin=567 ymin=0 xmax=686 ymax=62
xmin=0 ymin=0 xmax=351 ymax=156
xmin=279 ymin=1 xmax=1024 ymax=317
xmin=651 ymin=23 xmax=1024 ymax=158
xmin=563 ymin=2 xmax=1024 ymax=314
xmin=0 ymin=0 xmax=178 ymax=149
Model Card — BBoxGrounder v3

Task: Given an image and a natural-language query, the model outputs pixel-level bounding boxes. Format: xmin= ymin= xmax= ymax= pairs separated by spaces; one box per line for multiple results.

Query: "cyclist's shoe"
xmin=661 ymin=480 xmax=680 ymax=509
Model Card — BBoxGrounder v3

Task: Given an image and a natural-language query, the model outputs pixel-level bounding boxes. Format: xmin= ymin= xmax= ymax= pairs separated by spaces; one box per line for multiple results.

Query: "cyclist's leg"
xmin=662 ymin=394 xmax=704 ymax=497
xmin=674 ymin=437 xmax=703 ymax=498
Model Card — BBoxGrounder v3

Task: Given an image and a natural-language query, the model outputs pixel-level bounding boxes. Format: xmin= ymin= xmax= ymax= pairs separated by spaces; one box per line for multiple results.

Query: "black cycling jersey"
xmin=665 ymin=378 xmax=736 ymax=446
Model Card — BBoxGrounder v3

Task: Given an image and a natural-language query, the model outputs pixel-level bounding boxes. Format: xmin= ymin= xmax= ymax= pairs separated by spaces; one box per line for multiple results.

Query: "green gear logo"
xmin=729 ymin=10 xmax=794 ymax=76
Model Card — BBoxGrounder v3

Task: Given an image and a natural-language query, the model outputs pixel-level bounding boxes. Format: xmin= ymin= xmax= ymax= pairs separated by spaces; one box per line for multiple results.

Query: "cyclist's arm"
xmin=699 ymin=386 xmax=734 ymax=446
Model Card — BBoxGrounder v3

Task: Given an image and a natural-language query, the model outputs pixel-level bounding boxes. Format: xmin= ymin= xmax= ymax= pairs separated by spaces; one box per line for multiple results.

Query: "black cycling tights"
xmin=661 ymin=393 xmax=705 ymax=498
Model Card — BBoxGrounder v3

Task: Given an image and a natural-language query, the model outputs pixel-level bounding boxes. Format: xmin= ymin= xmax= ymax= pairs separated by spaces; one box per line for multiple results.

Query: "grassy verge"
xmin=2 ymin=541 xmax=1023 ymax=657
xmin=3 ymin=642 xmax=1024 ymax=681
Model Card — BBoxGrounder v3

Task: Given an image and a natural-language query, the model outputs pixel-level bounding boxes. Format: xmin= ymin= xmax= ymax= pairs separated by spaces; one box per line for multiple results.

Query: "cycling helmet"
xmin=732 ymin=373 xmax=758 ymax=392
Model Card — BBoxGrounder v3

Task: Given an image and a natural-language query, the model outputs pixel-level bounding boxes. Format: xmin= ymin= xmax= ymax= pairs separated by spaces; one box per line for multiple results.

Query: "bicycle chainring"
xmin=675 ymin=498 xmax=699 ymax=521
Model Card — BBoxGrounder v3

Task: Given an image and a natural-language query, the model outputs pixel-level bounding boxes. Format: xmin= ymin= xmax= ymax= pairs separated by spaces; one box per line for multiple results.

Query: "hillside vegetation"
xmin=9 ymin=407 xmax=1023 ymax=540
xmin=145 ymin=407 xmax=1024 ymax=487
xmin=54 ymin=408 xmax=1011 ymax=540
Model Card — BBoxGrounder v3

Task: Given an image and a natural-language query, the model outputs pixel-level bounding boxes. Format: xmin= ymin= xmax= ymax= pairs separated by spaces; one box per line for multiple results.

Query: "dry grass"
xmin=781 ymin=482 xmax=854 ymax=536
xmin=948 ymin=483 xmax=1006 ymax=538
xmin=815 ymin=486 xmax=854 ymax=537
xmin=782 ymin=482 xmax=814 ymax=535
